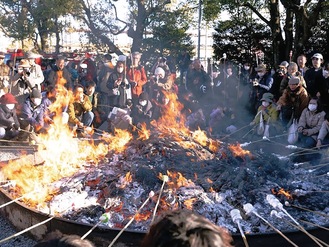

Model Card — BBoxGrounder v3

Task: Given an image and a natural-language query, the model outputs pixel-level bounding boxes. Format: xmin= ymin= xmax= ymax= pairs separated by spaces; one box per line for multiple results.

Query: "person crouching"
xmin=0 ymin=93 xmax=20 ymax=142
xmin=250 ymin=93 xmax=279 ymax=139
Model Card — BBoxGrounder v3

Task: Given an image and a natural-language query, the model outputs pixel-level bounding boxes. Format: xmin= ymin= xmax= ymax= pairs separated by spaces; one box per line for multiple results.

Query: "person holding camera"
xmin=249 ymin=63 xmax=273 ymax=114
xmin=25 ymin=51 xmax=44 ymax=91
xmin=11 ymin=59 xmax=39 ymax=105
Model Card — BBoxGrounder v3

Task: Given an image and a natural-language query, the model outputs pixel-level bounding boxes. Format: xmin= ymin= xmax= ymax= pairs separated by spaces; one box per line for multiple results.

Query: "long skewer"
xmin=230 ymin=209 xmax=249 ymax=247
xmin=81 ymin=213 xmax=111 ymax=240
xmin=151 ymin=175 xmax=168 ymax=224
xmin=108 ymin=191 xmax=154 ymax=247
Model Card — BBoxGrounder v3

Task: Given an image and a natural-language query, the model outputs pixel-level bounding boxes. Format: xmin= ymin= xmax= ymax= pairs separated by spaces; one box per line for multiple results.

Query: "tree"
xmin=213 ymin=0 xmax=329 ymax=65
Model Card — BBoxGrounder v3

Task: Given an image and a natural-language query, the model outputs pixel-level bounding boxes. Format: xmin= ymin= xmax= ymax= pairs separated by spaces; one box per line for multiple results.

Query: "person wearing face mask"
xmin=0 ymin=93 xmax=20 ymax=141
xmin=249 ymin=64 xmax=273 ymax=115
xmin=304 ymin=53 xmax=326 ymax=98
xmin=107 ymin=60 xmax=132 ymax=109
xmin=249 ymin=93 xmax=279 ymax=139
xmin=277 ymin=77 xmax=309 ymax=129
xmin=297 ymin=97 xmax=325 ymax=149
xmin=16 ymin=88 xmax=45 ymax=143
xmin=131 ymin=91 xmax=153 ymax=128
xmin=24 ymin=51 xmax=45 ymax=91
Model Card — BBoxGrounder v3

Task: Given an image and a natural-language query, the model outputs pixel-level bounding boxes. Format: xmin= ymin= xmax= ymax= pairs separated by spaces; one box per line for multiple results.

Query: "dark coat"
xmin=0 ymin=105 xmax=20 ymax=129
xmin=47 ymin=66 xmax=73 ymax=90
xmin=21 ymin=97 xmax=45 ymax=129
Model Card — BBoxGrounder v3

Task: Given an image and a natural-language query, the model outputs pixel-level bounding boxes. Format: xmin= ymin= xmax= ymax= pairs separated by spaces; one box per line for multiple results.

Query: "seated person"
xmin=140 ymin=209 xmax=233 ymax=247
xmin=316 ymin=112 xmax=329 ymax=148
xmin=250 ymin=93 xmax=279 ymax=138
xmin=186 ymin=108 xmax=206 ymax=131
xmin=85 ymin=80 xmax=104 ymax=128
xmin=131 ymin=92 xmax=153 ymax=128
xmin=17 ymin=88 xmax=45 ymax=143
xmin=67 ymin=84 xmax=94 ymax=132
xmin=297 ymin=97 xmax=325 ymax=148
xmin=0 ymin=93 xmax=20 ymax=140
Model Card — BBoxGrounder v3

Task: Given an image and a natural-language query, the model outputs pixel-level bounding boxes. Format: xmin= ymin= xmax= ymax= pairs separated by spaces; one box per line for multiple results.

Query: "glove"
xmin=130 ymin=81 xmax=137 ymax=88
xmin=12 ymin=123 xmax=20 ymax=130
xmin=200 ymin=85 xmax=207 ymax=93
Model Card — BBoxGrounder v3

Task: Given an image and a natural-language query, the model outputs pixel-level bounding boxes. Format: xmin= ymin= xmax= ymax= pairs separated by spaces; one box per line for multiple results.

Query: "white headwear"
xmin=155 ymin=67 xmax=165 ymax=78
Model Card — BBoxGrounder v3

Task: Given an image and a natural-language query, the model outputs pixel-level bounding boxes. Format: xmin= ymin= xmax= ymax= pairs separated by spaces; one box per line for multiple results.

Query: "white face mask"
xmin=117 ymin=68 xmax=124 ymax=73
xmin=244 ymin=66 xmax=250 ymax=70
xmin=32 ymin=98 xmax=42 ymax=106
xmin=323 ymin=70 xmax=329 ymax=79
xmin=308 ymin=104 xmax=317 ymax=112
xmin=262 ymin=101 xmax=270 ymax=107
xmin=139 ymin=100 xmax=147 ymax=106
xmin=257 ymin=72 xmax=265 ymax=77
xmin=6 ymin=104 xmax=15 ymax=110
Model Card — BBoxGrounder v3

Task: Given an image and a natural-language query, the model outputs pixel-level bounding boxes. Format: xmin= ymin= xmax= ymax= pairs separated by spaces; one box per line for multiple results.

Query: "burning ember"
xmin=0 ymin=89 xmax=329 ymax=241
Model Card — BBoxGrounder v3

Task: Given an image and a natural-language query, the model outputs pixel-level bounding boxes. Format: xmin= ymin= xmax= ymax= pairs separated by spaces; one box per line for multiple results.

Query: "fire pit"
xmin=0 ymin=92 xmax=328 ymax=247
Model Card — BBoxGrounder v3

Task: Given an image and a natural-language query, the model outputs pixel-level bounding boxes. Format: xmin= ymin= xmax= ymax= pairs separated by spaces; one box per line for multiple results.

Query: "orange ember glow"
xmin=271 ymin=188 xmax=293 ymax=200
xmin=183 ymin=197 xmax=197 ymax=210
xmin=206 ymin=178 xmax=213 ymax=184
xmin=134 ymin=211 xmax=152 ymax=221
xmin=159 ymin=170 xmax=195 ymax=190
xmin=228 ymin=143 xmax=252 ymax=158
xmin=118 ymin=172 xmax=133 ymax=189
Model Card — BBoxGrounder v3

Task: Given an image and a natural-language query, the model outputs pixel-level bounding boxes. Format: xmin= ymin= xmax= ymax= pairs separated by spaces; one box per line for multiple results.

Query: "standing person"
xmin=11 ymin=59 xmax=34 ymax=105
xmin=297 ymin=97 xmax=325 ymax=148
xmin=186 ymin=59 xmax=211 ymax=104
xmin=0 ymin=93 xmax=20 ymax=141
xmin=25 ymin=51 xmax=45 ymax=91
xmin=107 ymin=60 xmax=131 ymax=109
xmin=47 ymin=56 xmax=73 ymax=90
xmin=0 ymin=52 xmax=10 ymax=97
xmin=249 ymin=64 xmax=273 ymax=114
xmin=126 ymin=51 xmax=147 ymax=104
xmin=297 ymin=54 xmax=308 ymax=77
xmin=177 ymin=49 xmax=191 ymax=86
xmin=304 ymin=53 xmax=326 ymax=98
xmin=271 ymin=61 xmax=288 ymax=101
xmin=276 ymin=76 xmax=309 ymax=129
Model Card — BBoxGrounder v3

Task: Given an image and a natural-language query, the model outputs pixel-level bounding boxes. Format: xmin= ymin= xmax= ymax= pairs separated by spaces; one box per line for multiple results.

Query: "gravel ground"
xmin=0 ymin=149 xmax=38 ymax=247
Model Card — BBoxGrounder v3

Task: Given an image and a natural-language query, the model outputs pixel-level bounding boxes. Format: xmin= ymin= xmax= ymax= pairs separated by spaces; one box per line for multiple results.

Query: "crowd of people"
xmin=0 ymin=49 xmax=329 ymax=152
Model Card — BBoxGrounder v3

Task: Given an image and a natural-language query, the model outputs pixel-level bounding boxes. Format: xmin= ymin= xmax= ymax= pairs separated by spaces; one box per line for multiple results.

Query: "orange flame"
xmin=134 ymin=211 xmax=152 ymax=221
xmin=137 ymin=122 xmax=150 ymax=141
xmin=228 ymin=143 xmax=251 ymax=158
xmin=271 ymin=188 xmax=293 ymax=200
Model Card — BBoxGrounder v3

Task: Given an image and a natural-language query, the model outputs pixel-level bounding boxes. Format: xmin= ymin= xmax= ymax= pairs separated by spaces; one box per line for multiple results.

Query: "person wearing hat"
xmin=24 ymin=51 xmax=44 ymax=91
xmin=131 ymin=91 xmax=153 ymax=128
xmin=11 ymin=59 xmax=34 ymax=104
xmin=0 ymin=93 xmax=20 ymax=140
xmin=19 ymin=88 xmax=45 ymax=132
xmin=304 ymin=53 xmax=326 ymax=98
xmin=277 ymin=76 xmax=309 ymax=128
xmin=249 ymin=63 xmax=273 ymax=114
xmin=250 ymin=92 xmax=279 ymax=139
xmin=279 ymin=62 xmax=307 ymax=94
xmin=126 ymin=51 xmax=147 ymax=104
xmin=0 ymin=52 xmax=10 ymax=96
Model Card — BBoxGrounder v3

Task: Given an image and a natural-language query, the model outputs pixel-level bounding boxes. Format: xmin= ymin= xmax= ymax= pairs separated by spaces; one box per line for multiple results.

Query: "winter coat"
xmin=126 ymin=66 xmax=147 ymax=98
xmin=47 ymin=66 xmax=73 ymax=89
xmin=277 ymin=85 xmax=309 ymax=120
xmin=317 ymin=120 xmax=329 ymax=142
xmin=21 ymin=97 xmax=45 ymax=129
xmin=298 ymin=108 xmax=325 ymax=140
xmin=0 ymin=104 xmax=19 ymax=129
xmin=252 ymin=104 xmax=279 ymax=125
xmin=67 ymin=95 xmax=93 ymax=125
